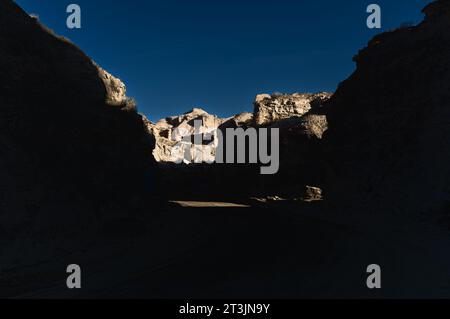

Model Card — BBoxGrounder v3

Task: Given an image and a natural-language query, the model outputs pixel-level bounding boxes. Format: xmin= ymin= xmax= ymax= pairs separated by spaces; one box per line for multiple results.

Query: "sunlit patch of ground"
xmin=169 ymin=201 xmax=251 ymax=208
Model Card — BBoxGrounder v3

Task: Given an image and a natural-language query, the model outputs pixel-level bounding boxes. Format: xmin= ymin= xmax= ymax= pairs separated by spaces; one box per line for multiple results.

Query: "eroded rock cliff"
xmin=324 ymin=0 xmax=450 ymax=214
xmin=149 ymin=93 xmax=331 ymax=165
xmin=254 ymin=92 xmax=331 ymax=126
xmin=0 ymin=0 xmax=158 ymax=268
xmin=146 ymin=108 xmax=226 ymax=163
xmin=148 ymin=92 xmax=332 ymax=200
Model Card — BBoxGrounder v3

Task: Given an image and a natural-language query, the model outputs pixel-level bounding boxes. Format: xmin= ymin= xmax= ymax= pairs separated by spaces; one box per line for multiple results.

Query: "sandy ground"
xmin=170 ymin=201 xmax=251 ymax=208
xmin=2 ymin=200 xmax=450 ymax=299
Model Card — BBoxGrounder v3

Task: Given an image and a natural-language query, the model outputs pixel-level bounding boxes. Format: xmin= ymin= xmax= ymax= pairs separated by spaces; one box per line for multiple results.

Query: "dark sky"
xmin=16 ymin=0 xmax=430 ymax=121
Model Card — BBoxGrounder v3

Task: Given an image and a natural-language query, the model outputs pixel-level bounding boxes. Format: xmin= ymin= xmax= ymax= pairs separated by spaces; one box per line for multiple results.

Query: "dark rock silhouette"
xmin=324 ymin=0 xmax=450 ymax=214
xmin=0 ymin=0 xmax=158 ymax=269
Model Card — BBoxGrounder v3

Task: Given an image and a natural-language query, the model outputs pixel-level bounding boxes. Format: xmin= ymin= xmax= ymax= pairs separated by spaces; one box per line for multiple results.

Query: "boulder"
xmin=301 ymin=186 xmax=323 ymax=202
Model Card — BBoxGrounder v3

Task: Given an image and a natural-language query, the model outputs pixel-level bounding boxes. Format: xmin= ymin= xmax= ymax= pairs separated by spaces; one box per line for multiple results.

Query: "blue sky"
xmin=16 ymin=0 xmax=430 ymax=121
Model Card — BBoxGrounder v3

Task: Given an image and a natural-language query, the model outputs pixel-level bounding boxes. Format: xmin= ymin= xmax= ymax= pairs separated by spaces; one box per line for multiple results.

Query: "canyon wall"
xmin=0 ymin=0 xmax=158 ymax=268
xmin=324 ymin=0 xmax=450 ymax=214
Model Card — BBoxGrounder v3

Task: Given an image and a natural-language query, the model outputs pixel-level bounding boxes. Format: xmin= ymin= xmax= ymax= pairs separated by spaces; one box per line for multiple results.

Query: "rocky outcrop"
xmin=97 ymin=66 xmax=128 ymax=106
xmin=0 ymin=0 xmax=157 ymax=268
xmin=254 ymin=92 xmax=331 ymax=126
xmin=149 ymin=93 xmax=331 ymax=164
xmin=302 ymin=186 xmax=323 ymax=202
xmin=148 ymin=92 xmax=333 ymax=201
xmin=146 ymin=108 xmax=226 ymax=163
xmin=323 ymin=0 xmax=450 ymax=214
xmin=220 ymin=112 xmax=253 ymax=129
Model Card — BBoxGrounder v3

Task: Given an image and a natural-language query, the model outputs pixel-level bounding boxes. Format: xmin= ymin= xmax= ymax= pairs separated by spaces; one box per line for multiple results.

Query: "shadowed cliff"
xmin=324 ymin=0 xmax=450 ymax=216
xmin=0 ymin=0 xmax=159 ymax=268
